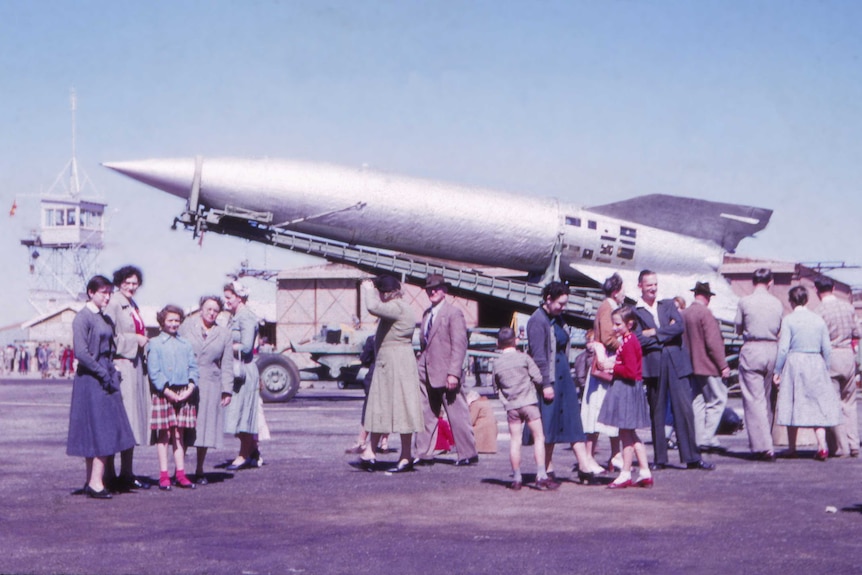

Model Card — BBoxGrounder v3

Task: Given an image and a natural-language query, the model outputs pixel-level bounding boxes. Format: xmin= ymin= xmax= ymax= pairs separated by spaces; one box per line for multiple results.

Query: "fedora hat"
xmin=691 ymin=281 xmax=716 ymax=297
xmin=425 ymin=273 xmax=449 ymax=290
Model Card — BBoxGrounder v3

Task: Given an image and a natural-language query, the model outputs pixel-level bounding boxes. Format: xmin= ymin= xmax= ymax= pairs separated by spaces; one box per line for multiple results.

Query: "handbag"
xmin=233 ymin=350 xmax=246 ymax=386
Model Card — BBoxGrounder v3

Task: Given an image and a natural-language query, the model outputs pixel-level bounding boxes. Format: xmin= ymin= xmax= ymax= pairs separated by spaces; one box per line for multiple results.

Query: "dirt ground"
xmin=1 ymin=378 xmax=861 ymax=575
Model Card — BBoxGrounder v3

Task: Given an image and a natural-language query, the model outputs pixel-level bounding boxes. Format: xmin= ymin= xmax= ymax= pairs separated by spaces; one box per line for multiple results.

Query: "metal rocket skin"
xmin=103 ymin=157 xmax=771 ymax=318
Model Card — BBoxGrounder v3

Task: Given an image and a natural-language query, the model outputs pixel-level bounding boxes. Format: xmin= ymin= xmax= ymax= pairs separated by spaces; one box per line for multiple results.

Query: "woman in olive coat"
xmin=356 ymin=276 xmax=423 ymax=473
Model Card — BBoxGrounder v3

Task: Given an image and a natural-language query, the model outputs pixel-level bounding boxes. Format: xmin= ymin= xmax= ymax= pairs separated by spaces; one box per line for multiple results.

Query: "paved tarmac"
xmin=1 ymin=377 xmax=861 ymax=575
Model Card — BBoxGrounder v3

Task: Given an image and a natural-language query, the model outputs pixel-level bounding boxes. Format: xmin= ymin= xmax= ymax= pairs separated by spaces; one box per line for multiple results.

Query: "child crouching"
xmin=148 ymin=304 xmax=199 ymax=490
xmin=492 ymin=327 xmax=558 ymax=491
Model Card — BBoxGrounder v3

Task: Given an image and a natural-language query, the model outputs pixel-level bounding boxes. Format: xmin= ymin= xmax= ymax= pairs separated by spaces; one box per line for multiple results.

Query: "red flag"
xmin=9 ymin=199 xmax=16 ymax=217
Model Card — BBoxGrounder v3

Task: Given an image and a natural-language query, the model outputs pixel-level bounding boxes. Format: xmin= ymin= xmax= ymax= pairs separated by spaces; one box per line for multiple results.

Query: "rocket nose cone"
xmin=102 ymin=158 xmax=198 ymax=200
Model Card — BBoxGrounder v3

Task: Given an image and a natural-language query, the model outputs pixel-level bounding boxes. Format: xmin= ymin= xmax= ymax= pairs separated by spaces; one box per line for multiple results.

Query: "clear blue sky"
xmin=2 ymin=1 xmax=861 ymax=327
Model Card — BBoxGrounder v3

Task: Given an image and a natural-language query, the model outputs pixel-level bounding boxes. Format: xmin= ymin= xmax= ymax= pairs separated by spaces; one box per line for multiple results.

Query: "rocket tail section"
xmin=588 ymin=194 xmax=772 ymax=252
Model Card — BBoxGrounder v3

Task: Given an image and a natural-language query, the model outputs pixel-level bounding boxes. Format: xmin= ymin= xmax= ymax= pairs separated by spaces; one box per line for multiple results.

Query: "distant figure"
xmin=414 ymin=274 xmax=478 ymax=467
xmin=36 ymin=343 xmax=50 ymax=378
xmin=774 ymin=286 xmax=840 ymax=460
xmin=60 ymin=344 xmax=75 ymax=378
xmin=735 ymin=268 xmax=783 ymax=461
xmin=491 ymin=327 xmax=556 ymax=491
xmin=682 ymin=281 xmax=730 ymax=453
xmin=18 ymin=346 xmax=30 ymax=374
xmin=673 ymin=296 xmax=687 ymax=311
xmin=814 ymin=276 xmax=861 ymax=458
xmin=66 ymin=275 xmax=135 ymax=499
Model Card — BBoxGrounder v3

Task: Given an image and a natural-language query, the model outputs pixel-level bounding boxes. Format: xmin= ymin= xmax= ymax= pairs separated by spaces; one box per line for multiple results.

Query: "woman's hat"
xmin=373 ymin=275 xmax=401 ymax=292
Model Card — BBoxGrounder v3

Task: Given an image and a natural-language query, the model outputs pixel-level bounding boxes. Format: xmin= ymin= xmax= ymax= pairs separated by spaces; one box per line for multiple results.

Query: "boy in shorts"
xmin=492 ymin=327 xmax=557 ymax=491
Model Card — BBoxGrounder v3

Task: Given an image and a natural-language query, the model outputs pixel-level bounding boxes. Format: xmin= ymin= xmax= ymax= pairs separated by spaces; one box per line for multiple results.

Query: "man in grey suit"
xmin=414 ymin=274 xmax=478 ymax=466
xmin=634 ymin=270 xmax=714 ymax=470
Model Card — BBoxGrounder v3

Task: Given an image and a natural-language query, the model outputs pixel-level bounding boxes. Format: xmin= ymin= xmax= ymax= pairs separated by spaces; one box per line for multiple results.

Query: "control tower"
xmin=20 ymin=90 xmax=105 ymax=314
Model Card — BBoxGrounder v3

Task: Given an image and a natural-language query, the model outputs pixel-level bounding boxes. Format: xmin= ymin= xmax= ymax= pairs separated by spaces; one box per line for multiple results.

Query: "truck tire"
xmin=256 ymin=354 xmax=301 ymax=403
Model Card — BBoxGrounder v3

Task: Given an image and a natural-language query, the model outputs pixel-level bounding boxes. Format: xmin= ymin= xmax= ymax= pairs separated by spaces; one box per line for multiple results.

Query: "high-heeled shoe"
xmin=226 ymin=458 xmax=256 ymax=471
xmin=607 ymin=479 xmax=632 ymax=490
xmin=634 ymin=476 xmax=654 ymax=488
xmin=577 ymin=470 xmax=598 ymax=485
xmin=84 ymin=485 xmax=113 ymax=499
xmin=815 ymin=449 xmax=828 ymax=461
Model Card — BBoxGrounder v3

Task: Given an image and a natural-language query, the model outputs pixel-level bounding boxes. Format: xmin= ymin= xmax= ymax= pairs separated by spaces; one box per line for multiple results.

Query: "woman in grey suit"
xmin=179 ymin=295 xmax=234 ymax=483
xmin=223 ymin=281 xmax=263 ymax=470
xmin=103 ymin=265 xmax=150 ymax=490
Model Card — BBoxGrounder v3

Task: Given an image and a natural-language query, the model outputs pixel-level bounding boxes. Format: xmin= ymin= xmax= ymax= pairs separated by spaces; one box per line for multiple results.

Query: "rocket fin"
xmin=588 ymin=194 xmax=772 ymax=253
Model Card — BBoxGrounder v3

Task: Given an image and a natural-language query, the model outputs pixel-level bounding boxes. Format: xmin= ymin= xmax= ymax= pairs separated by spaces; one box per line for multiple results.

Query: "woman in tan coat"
xmin=355 ymin=276 xmax=423 ymax=473
xmin=103 ymin=265 xmax=150 ymax=490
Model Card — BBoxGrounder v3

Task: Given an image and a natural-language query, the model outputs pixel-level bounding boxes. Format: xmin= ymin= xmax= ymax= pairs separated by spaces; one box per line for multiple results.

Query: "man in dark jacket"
xmin=634 ymin=270 xmax=714 ymax=471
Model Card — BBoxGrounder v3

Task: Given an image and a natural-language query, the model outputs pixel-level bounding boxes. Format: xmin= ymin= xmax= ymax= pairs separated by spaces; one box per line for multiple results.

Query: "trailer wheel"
xmin=256 ymin=354 xmax=301 ymax=403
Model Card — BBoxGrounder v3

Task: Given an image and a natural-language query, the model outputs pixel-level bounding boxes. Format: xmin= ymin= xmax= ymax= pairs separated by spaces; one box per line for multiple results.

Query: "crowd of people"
xmin=1 ymin=342 xmax=76 ymax=378
xmin=352 ymin=267 xmax=859 ymax=492
xmin=66 ymin=265 xmax=266 ymax=499
xmin=65 ymin=262 xmax=860 ymax=498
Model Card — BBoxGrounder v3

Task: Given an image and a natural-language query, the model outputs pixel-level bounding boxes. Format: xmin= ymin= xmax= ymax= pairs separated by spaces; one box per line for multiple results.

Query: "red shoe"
xmin=815 ymin=449 xmax=828 ymax=461
xmin=607 ymin=479 xmax=632 ymax=490
xmin=635 ymin=476 xmax=654 ymax=488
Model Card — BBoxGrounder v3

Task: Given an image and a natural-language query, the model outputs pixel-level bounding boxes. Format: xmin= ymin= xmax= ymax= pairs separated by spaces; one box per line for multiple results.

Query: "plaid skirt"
xmin=151 ymin=388 xmax=197 ymax=430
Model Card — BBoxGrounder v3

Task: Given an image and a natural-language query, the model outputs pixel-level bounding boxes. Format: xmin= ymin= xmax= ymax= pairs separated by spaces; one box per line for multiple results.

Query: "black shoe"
xmin=649 ymin=462 xmax=668 ymax=471
xmin=386 ymin=460 xmax=415 ymax=474
xmin=356 ymin=458 xmax=376 ymax=472
xmin=412 ymin=458 xmax=435 ymax=467
xmin=577 ymin=470 xmax=598 ymax=485
xmin=686 ymin=459 xmax=716 ymax=471
xmin=85 ymin=485 xmax=113 ymax=499
xmin=71 ymin=484 xmax=87 ymax=496
xmin=753 ymin=451 xmax=776 ymax=462
xmin=454 ymin=455 xmax=479 ymax=467
xmin=122 ymin=476 xmax=150 ymax=490
xmin=195 ymin=474 xmax=209 ymax=485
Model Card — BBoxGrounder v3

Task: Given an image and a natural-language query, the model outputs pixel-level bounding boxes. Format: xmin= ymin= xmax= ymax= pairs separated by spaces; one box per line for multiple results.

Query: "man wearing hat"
xmin=414 ymin=274 xmax=478 ymax=466
xmin=682 ymin=281 xmax=730 ymax=453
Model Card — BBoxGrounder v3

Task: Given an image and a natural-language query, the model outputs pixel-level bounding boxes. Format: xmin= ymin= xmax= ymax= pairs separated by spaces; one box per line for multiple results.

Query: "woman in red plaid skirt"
xmin=148 ymin=305 xmax=200 ymax=490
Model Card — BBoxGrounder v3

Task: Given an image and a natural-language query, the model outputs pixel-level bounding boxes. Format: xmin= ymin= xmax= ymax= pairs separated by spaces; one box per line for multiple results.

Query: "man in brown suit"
xmin=414 ymin=274 xmax=478 ymax=466
xmin=683 ymin=282 xmax=730 ymax=453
